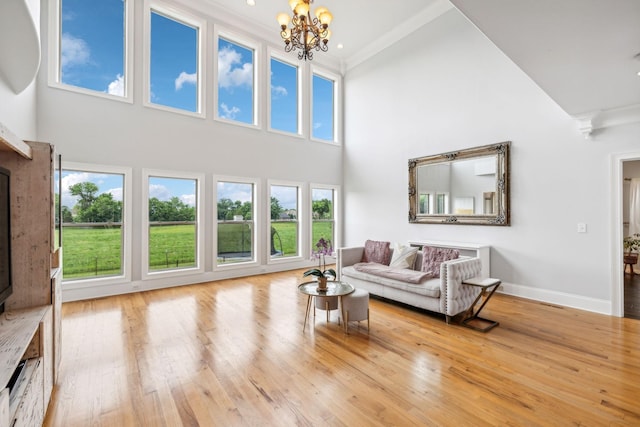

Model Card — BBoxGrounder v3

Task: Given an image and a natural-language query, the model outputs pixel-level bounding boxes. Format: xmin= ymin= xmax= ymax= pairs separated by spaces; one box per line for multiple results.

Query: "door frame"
xmin=612 ymin=152 xmax=640 ymax=317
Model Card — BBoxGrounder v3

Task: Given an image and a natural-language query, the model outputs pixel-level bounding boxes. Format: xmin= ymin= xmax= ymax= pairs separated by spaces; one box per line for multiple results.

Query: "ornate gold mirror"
xmin=408 ymin=142 xmax=510 ymax=225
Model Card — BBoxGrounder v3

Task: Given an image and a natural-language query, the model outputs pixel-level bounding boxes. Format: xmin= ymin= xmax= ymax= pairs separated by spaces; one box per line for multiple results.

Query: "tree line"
xmin=56 ymin=182 xmax=333 ymax=223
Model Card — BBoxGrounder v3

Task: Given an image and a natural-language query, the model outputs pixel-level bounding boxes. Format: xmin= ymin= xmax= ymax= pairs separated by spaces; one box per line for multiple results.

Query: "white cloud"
xmin=61 ymin=33 xmax=91 ymax=70
xmin=149 ymin=184 xmax=172 ymax=201
xmin=219 ymin=103 xmax=241 ymax=120
xmin=271 ymin=85 xmax=287 ymax=97
xmin=313 ymin=122 xmax=322 ymax=130
xmin=107 ymin=74 xmax=124 ymax=96
xmin=175 ymin=71 xmax=197 ymax=91
xmin=105 ymin=187 xmax=123 ymax=202
xmin=217 ymin=182 xmax=252 ymax=203
xmin=149 ymin=185 xmax=194 ymax=206
xmin=180 ymin=194 xmax=196 ymax=206
xmin=218 ymin=46 xmax=253 ymax=89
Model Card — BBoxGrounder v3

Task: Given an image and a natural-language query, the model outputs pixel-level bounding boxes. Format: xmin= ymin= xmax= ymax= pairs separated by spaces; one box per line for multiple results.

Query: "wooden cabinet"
xmin=0 ymin=306 xmax=52 ymax=427
xmin=0 ymin=135 xmax=61 ymax=425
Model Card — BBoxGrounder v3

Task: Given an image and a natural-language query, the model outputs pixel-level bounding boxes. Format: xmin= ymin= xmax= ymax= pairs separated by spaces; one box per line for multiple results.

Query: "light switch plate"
xmin=577 ymin=223 xmax=587 ymax=233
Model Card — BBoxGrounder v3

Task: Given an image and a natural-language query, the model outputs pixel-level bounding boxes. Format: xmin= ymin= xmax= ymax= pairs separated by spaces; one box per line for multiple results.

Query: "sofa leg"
xmin=446 ymin=315 xmax=452 ymax=324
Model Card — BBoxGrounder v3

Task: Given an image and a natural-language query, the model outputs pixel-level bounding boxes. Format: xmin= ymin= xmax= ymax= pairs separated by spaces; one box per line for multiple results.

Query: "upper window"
xmin=55 ymin=0 xmax=132 ymax=100
xmin=147 ymin=6 xmax=203 ymax=113
xmin=311 ymin=70 xmax=338 ymax=142
xmin=216 ymin=35 xmax=256 ymax=125
xmin=269 ymin=55 xmax=300 ymax=134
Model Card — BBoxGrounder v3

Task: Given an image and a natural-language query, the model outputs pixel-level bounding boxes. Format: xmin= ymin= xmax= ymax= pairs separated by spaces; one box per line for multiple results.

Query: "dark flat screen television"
xmin=0 ymin=166 xmax=12 ymax=312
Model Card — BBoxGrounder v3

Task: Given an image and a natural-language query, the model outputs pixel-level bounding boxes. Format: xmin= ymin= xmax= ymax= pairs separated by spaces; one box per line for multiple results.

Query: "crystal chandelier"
xmin=276 ymin=0 xmax=333 ymax=61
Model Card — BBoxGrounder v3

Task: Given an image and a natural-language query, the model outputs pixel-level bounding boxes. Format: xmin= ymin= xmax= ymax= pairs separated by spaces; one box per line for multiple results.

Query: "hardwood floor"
xmin=44 ymin=270 xmax=640 ymax=426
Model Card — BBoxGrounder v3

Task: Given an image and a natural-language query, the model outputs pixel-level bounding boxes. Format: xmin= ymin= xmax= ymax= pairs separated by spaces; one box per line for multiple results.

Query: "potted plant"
xmin=303 ymin=237 xmax=336 ymax=290
xmin=624 ymin=233 xmax=640 ymax=254
xmin=624 ymin=233 xmax=640 ymax=269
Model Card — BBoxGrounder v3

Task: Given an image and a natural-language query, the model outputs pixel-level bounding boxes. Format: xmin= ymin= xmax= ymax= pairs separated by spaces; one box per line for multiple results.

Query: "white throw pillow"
xmin=389 ymin=243 xmax=419 ymax=269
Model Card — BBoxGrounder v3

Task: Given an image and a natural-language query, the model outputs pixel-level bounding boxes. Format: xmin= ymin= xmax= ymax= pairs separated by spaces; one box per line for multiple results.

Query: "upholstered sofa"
xmin=337 ymin=244 xmax=483 ymax=321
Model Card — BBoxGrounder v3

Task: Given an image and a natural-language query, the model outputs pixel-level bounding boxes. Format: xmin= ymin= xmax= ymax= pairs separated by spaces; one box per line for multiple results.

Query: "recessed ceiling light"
xmin=337 ymin=43 xmax=344 ymax=49
xmin=247 ymin=0 xmax=255 ymax=5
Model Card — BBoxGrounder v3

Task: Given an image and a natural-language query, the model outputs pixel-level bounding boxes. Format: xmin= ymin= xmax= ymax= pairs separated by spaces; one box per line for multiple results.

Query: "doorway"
xmin=622 ymin=160 xmax=640 ymax=319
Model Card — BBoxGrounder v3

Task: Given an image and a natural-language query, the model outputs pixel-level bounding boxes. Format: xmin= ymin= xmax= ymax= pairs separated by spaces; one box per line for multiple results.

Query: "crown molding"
xmin=573 ymin=104 xmax=640 ymax=139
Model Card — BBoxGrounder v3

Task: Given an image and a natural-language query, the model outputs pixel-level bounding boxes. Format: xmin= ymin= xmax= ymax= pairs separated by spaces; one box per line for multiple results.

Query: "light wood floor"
xmin=44 ymin=270 xmax=640 ymax=426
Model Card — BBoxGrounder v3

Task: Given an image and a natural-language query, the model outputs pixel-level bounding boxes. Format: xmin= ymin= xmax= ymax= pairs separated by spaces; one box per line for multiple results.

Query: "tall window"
xmin=312 ymin=71 xmax=336 ymax=142
xmin=217 ymin=35 xmax=256 ymax=125
xmin=148 ymin=8 xmax=201 ymax=113
xmin=57 ymin=0 xmax=130 ymax=98
xmin=59 ymin=167 xmax=126 ymax=281
xmin=270 ymin=56 xmax=299 ymax=134
xmin=269 ymin=184 xmax=300 ymax=259
xmin=145 ymin=175 xmax=199 ymax=273
xmin=216 ymin=180 xmax=256 ymax=266
xmin=311 ymin=187 xmax=336 ymax=254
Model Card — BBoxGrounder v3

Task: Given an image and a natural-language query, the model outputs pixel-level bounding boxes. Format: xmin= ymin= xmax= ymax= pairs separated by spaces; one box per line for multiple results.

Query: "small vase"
xmin=317 ymin=276 xmax=328 ymax=291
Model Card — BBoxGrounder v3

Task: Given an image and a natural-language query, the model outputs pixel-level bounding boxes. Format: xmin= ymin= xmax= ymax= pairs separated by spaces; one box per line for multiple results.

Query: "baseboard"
xmin=499 ymin=282 xmax=612 ymax=316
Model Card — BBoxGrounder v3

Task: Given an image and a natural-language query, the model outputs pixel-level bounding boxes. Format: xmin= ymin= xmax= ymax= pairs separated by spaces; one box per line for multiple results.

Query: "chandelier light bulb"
xmin=314 ymin=7 xmax=328 ymax=20
xmin=318 ymin=11 xmax=332 ymax=26
xmin=289 ymin=0 xmax=300 ymax=11
xmin=294 ymin=2 xmax=309 ymax=17
xmin=277 ymin=13 xmax=291 ymax=28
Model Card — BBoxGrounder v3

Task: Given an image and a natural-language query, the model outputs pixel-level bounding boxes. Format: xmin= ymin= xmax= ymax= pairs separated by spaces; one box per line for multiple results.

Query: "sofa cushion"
xmin=341 ymin=266 xmax=441 ymax=298
xmin=341 ymin=265 xmax=441 ymax=298
xmin=421 ymin=246 xmax=459 ymax=278
xmin=361 ymin=240 xmax=391 ymax=265
xmin=389 ymin=243 xmax=419 ymax=269
xmin=354 ymin=262 xmax=429 ymax=284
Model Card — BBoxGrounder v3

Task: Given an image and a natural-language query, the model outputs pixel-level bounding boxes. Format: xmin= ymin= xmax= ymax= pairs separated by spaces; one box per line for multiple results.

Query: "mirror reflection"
xmin=409 ymin=142 xmax=510 ymax=225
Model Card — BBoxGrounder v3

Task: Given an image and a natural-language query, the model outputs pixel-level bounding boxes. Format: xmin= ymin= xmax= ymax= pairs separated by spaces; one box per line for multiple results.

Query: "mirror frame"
xmin=408 ymin=141 xmax=510 ymax=226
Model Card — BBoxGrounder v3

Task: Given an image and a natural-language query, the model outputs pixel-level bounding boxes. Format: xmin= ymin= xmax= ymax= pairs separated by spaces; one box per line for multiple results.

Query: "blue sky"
xmin=59 ymin=0 xmax=334 ymax=137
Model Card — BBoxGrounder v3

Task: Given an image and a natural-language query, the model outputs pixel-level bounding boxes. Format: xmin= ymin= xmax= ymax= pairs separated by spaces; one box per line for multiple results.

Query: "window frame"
xmin=141 ymin=169 xmax=205 ymax=280
xmin=310 ymin=183 xmax=340 ymax=260
xmin=59 ymin=162 xmax=133 ymax=288
xmin=213 ymin=175 xmax=260 ymax=271
xmin=213 ymin=27 xmax=260 ymax=129
xmin=268 ymin=179 xmax=304 ymax=264
xmin=310 ymin=65 xmax=341 ymax=144
xmin=48 ymin=0 xmax=134 ymax=103
xmin=267 ymin=47 xmax=303 ymax=137
xmin=143 ymin=0 xmax=207 ymax=117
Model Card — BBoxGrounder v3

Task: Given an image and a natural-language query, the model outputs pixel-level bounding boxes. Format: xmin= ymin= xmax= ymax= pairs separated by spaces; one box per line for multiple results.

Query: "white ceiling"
xmin=198 ymin=0 xmax=640 ymax=126
xmin=197 ymin=0 xmax=450 ymax=69
xmin=450 ymin=0 xmax=640 ymax=118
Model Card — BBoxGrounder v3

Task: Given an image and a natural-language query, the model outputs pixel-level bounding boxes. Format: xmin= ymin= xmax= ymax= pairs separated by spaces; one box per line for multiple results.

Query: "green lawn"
xmin=62 ymin=221 xmax=334 ymax=279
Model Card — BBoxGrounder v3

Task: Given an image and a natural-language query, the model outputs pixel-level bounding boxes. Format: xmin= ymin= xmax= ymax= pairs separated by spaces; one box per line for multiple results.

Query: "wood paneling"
xmin=0 ymin=141 xmax=54 ymax=310
xmin=45 ymin=270 xmax=640 ymax=426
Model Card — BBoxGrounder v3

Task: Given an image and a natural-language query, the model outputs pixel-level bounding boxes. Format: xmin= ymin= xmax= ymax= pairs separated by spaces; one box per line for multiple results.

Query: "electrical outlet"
xmin=577 ymin=223 xmax=587 ymax=233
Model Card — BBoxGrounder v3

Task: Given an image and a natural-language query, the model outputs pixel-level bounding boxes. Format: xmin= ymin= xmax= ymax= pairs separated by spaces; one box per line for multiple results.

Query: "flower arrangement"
xmin=303 ymin=237 xmax=336 ymax=280
xmin=624 ymin=233 xmax=640 ymax=255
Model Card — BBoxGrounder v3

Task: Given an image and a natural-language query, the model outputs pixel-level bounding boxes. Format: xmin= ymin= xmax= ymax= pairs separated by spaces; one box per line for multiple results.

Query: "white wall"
xmin=0 ymin=0 xmax=39 ymax=140
xmin=34 ymin=0 xmax=343 ymax=300
xmin=343 ymin=9 xmax=640 ymax=314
